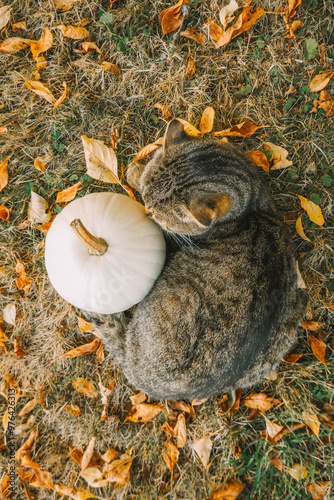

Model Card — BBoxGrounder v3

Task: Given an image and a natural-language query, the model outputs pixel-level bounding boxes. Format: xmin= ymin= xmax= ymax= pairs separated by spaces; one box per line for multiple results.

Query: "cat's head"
xmin=139 ymin=119 xmax=233 ymax=236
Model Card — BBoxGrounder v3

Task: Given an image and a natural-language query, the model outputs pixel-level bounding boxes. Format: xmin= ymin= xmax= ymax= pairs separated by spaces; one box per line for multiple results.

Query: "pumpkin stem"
xmin=70 ymin=219 xmax=108 ymax=256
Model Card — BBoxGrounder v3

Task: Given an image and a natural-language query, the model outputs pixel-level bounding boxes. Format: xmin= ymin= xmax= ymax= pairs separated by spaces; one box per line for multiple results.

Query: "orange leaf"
xmin=34 ymin=154 xmax=51 ymax=172
xmin=54 ymin=81 xmax=67 ymax=109
xmin=186 ymin=56 xmax=195 ymax=80
xmin=284 ymin=353 xmax=303 ymax=363
xmin=159 ymin=0 xmax=191 ymax=36
xmin=309 ymin=72 xmax=334 ymax=92
xmin=56 ymin=180 xmax=81 ymax=203
xmin=95 ymin=342 xmax=104 ymax=362
xmin=215 ymin=6 xmax=266 ymax=48
xmin=246 ymin=150 xmax=270 ymax=172
xmin=18 ymin=399 xmax=35 ymax=417
xmin=39 ymin=387 xmax=47 ymax=410
xmin=298 ymin=195 xmax=324 ymax=226
xmin=101 ymin=448 xmax=120 ymax=463
xmin=74 ymin=41 xmax=102 ymax=54
xmin=29 ymin=26 xmax=53 ymax=61
xmin=285 ymin=0 xmax=303 ymax=18
xmin=214 ymin=119 xmax=262 ymax=138
xmin=14 ymin=337 xmax=26 ymax=357
xmin=17 ymin=468 xmax=54 ymax=489
xmin=77 ymin=316 xmax=96 ymax=333
xmin=54 ymin=484 xmax=96 ymax=498
xmin=262 ymin=422 xmax=305 ymax=444
xmin=284 ymin=19 xmax=303 ymax=39
xmin=54 ymin=0 xmax=81 ymax=10
xmin=243 ymin=391 xmax=279 ymax=413
xmin=0 ymin=156 xmax=10 ymax=191
xmin=61 ymin=338 xmax=100 ymax=358
xmin=264 ymin=416 xmax=284 ymax=439
xmin=24 ymin=79 xmax=56 ymax=105
xmin=295 ymin=216 xmax=311 ymax=242
xmin=0 ymin=127 xmax=8 ymax=134
xmin=209 ymin=21 xmax=224 ymax=42
xmin=101 ymin=61 xmax=121 ymax=74
xmin=12 ymin=21 xmax=27 ymax=32
xmin=66 ymin=404 xmax=81 ymax=416
xmin=208 ymin=479 xmax=246 ymax=500
xmin=200 ymin=107 xmax=215 ymax=134
xmin=129 ymin=391 xmax=147 ymax=405
xmin=72 ymin=377 xmax=98 ymax=398
xmin=308 ymin=333 xmax=326 ymax=365
xmin=180 ymin=28 xmax=205 ymax=45
xmin=15 ymin=428 xmax=38 ymax=461
xmin=300 ymin=320 xmax=324 ymax=331
xmin=0 ymin=37 xmax=30 ymax=53
xmin=15 ymin=261 xmax=32 ymax=293
xmin=133 ymin=143 xmax=160 ymax=163
xmin=154 ymin=102 xmax=173 ymax=121
xmin=302 ymin=411 xmax=320 ymax=436
xmin=56 ymin=25 xmax=89 ymax=39
xmin=270 ymin=458 xmax=283 ymax=471
xmin=102 ymin=454 xmax=133 ymax=486
xmin=0 ymin=205 xmax=10 ymax=221
xmin=125 ymin=403 xmax=162 ymax=423
xmin=176 ymin=413 xmax=187 ymax=448
xmin=162 ymin=440 xmax=179 ymax=472
xmin=306 ymin=481 xmax=332 ymax=500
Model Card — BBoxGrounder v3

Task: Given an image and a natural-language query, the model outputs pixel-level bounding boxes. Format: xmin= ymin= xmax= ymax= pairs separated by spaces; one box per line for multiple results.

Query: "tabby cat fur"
xmin=85 ymin=119 xmax=306 ymax=401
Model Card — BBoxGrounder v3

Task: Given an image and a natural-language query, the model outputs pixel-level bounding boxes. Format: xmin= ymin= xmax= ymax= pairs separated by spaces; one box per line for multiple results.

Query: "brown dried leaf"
xmin=284 ymin=353 xmax=303 ymax=363
xmin=72 ymin=377 xmax=98 ymax=398
xmin=263 ymin=142 xmax=293 ymax=169
xmin=18 ymin=399 xmax=35 ymax=418
xmin=308 ymin=333 xmax=327 ymax=364
xmin=18 ymin=468 xmax=54 ymax=489
xmin=133 ymin=143 xmax=160 ymax=163
xmin=169 ymin=399 xmax=196 ymax=417
xmin=15 ymin=261 xmax=32 ymax=293
xmin=154 ymin=102 xmax=173 ymax=121
xmin=302 ymin=411 xmax=320 ymax=436
xmin=125 ymin=403 xmax=162 ymax=423
xmin=309 ymin=72 xmax=334 ymax=92
xmin=74 ymin=41 xmax=102 ymax=54
xmin=270 ymin=458 xmax=283 ymax=472
xmin=215 ymin=119 xmax=262 ymax=138
xmin=102 ymin=454 xmax=133 ymax=486
xmin=262 ymin=422 xmax=305 ymax=444
xmin=0 ymin=156 xmax=10 ymax=192
xmin=159 ymin=0 xmax=191 ymax=36
xmin=0 ymin=205 xmax=10 ymax=221
xmin=30 ymin=26 xmax=53 ymax=61
xmin=0 ymin=127 xmax=8 ymax=134
xmin=208 ymin=479 xmax=246 ymax=500
xmin=129 ymin=391 xmax=147 ymax=405
xmin=95 ymin=342 xmax=104 ymax=362
xmin=81 ymin=135 xmax=119 ymax=184
xmin=56 ymin=180 xmax=81 ymax=204
xmin=243 ymin=392 xmax=279 ymax=413
xmin=193 ymin=436 xmax=212 ymax=467
xmin=296 ymin=260 xmax=306 ymax=289
xmin=28 ymin=191 xmax=51 ymax=224
xmin=296 ymin=216 xmax=311 ymax=242
xmin=286 ymin=463 xmax=308 ymax=481
xmin=101 ymin=61 xmax=121 ymax=74
xmin=54 ymin=0 xmax=81 ymax=10
xmin=208 ymin=21 xmax=225 ymax=42
xmin=12 ymin=21 xmax=27 ymax=32
xmin=176 ymin=413 xmax=187 ymax=448
xmin=317 ymin=90 xmax=334 ymax=117
xmin=81 ymin=437 xmax=96 ymax=471
xmin=101 ymin=448 xmax=120 ymax=463
xmin=186 ymin=56 xmax=195 ymax=80
xmin=180 ymin=28 xmax=205 ymax=45
xmin=54 ymin=81 xmax=67 ymax=109
xmin=0 ymin=5 xmax=11 ymax=30
xmin=34 ymin=154 xmax=51 ymax=171
xmin=264 ymin=416 xmax=284 ymax=439
xmin=56 ymin=25 xmax=89 ymax=39
xmin=24 ymin=79 xmax=56 ymax=105
xmin=298 ymin=195 xmax=324 ymax=226
xmin=15 ymin=428 xmax=38 ymax=461
xmin=216 ymin=5 xmax=266 ymax=48
xmin=200 ymin=107 xmax=215 ymax=134
xmin=54 ymin=484 xmax=96 ymax=499
xmin=66 ymin=404 xmax=81 ymax=416
xmin=323 ymin=404 xmax=334 ymax=414
xmin=246 ymin=150 xmax=270 ymax=172
xmin=77 ymin=316 xmax=96 ymax=333
xmin=285 ymin=0 xmax=302 ymax=18
xmin=306 ymin=481 xmax=332 ymax=500
xmin=14 ymin=337 xmax=27 ymax=357
xmin=0 ymin=37 xmax=30 ymax=53
xmin=300 ymin=320 xmax=324 ymax=331
xmin=61 ymin=338 xmax=100 ymax=358
xmin=284 ymin=19 xmax=303 ymax=39
xmin=162 ymin=440 xmax=179 ymax=472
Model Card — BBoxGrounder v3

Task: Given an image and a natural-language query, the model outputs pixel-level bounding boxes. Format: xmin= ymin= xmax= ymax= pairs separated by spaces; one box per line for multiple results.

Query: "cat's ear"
xmin=164 ymin=119 xmax=190 ymax=149
xmin=184 ymin=194 xmax=231 ymax=227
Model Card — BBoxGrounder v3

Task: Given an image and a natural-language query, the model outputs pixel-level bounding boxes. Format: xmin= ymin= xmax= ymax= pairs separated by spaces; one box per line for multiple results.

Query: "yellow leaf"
xmin=102 ymin=454 xmax=133 ymax=486
xmin=29 ymin=26 xmax=53 ymax=61
xmin=100 ymin=61 xmax=121 ymax=74
xmin=286 ymin=463 xmax=308 ymax=481
xmin=302 ymin=411 xmax=320 ymax=436
xmin=2 ymin=410 xmax=8 ymax=433
xmin=263 ymin=142 xmax=293 ymax=169
xmin=186 ymin=56 xmax=196 ymax=80
xmin=61 ymin=338 xmax=100 ymax=358
xmin=215 ymin=119 xmax=263 ymax=138
xmin=54 ymin=81 xmax=67 ymax=109
xmin=56 ymin=25 xmax=89 ymax=39
xmin=56 ymin=180 xmax=81 ymax=203
xmin=34 ymin=154 xmax=51 ymax=172
xmin=80 ymin=467 xmax=109 ymax=488
xmin=162 ymin=440 xmax=179 ymax=472
xmin=180 ymin=28 xmax=205 ymax=45
xmin=81 ymin=437 xmax=96 ymax=472
xmin=216 ymin=5 xmax=266 ymax=48
xmin=0 ymin=327 xmax=9 ymax=342
xmin=81 ymin=135 xmax=119 ymax=184
xmin=309 ymin=72 xmax=334 ymax=92
xmin=264 ymin=416 xmax=284 ymax=439
xmin=0 ymin=156 xmax=10 ymax=192
xmin=12 ymin=21 xmax=27 ymax=32
xmin=192 ymin=436 xmax=212 ymax=467
xmin=0 ymin=5 xmax=11 ymax=31
xmin=209 ymin=22 xmax=224 ymax=42
xmin=208 ymin=479 xmax=246 ymax=500
xmin=53 ymin=0 xmax=81 ymax=10
xmin=54 ymin=484 xmax=97 ymax=499
xmin=243 ymin=391 xmax=279 ymax=413
xmin=200 ymin=107 xmax=215 ymax=134
xmin=219 ymin=0 xmax=239 ymax=28
xmin=0 ymin=37 xmax=30 ymax=53
xmin=18 ymin=399 xmax=35 ymax=418
xmin=295 ymin=216 xmax=311 ymax=242
xmin=284 ymin=19 xmax=303 ymax=39
xmin=129 ymin=391 xmax=147 ymax=405
xmin=77 ymin=316 xmax=96 ymax=333
xmin=28 ymin=191 xmax=51 ymax=224
xmin=125 ymin=403 xmax=162 ymax=423
xmin=74 ymin=42 xmax=102 ymax=54
xmin=72 ymin=377 xmax=98 ymax=398
xmin=178 ymin=119 xmax=201 ymax=137
xmin=24 ymin=79 xmax=56 ymax=105
xmin=176 ymin=413 xmax=187 ymax=448
xmin=298 ymin=195 xmax=324 ymax=226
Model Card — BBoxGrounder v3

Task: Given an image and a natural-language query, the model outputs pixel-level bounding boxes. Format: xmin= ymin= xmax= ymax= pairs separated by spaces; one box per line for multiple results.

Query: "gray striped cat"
xmin=86 ymin=119 xmax=306 ymax=401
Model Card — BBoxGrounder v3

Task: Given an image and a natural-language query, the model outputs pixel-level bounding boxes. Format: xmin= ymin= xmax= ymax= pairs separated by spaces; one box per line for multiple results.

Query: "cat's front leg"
xmin=126 ymin=163 xmax=145 ymax=193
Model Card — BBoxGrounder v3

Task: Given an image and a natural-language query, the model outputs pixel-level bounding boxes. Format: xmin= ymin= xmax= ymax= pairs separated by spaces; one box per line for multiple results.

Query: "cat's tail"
xmin=82 ymin=311 xmax=127 ymax=365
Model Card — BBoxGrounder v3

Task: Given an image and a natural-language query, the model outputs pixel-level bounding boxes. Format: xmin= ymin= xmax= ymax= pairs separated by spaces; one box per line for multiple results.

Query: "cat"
xmin=85 ymin=119 xmax=306 ymax=401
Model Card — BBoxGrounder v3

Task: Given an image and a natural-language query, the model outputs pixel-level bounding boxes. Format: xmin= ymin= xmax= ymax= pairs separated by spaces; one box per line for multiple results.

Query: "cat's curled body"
xmin=87 ymin=120 xmax=306 ymax=401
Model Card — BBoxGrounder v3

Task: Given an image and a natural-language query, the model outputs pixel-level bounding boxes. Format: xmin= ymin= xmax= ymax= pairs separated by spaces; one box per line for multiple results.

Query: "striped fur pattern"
xmin=86 ymin=120 xmax=306 ymax=401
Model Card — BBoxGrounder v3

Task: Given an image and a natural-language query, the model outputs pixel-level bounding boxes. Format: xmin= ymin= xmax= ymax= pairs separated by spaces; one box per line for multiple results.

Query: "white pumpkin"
xmin=45 ymin=192 xmax=166 ymax=314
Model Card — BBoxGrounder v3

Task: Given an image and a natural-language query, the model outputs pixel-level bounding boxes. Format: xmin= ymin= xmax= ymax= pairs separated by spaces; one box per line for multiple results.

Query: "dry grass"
xmin=0 ymin=0 xmax=334 ymax=498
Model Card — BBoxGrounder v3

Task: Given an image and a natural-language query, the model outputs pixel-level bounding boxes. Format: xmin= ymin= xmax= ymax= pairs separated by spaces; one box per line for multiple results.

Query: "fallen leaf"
xmin=0 ymin=205 xmax=10 ymax=221
xmin=72 ymin=377 xmax=98 ymax=398
xmin=208 ymin=21 xmax=225 ymax=42
xmin=159 ymin=0 xmax=191 ymax=36
xmin=96 ymin=343 xmax=104 ymax=361
xmin=270 ymin=457 xmax=283 ymax=472
xmin=169 ymin=399 xmax=196 ymax=418
xmin=309 ymin=71 xmax=334 ymax=92
xmin=286 ymin=463 xmax=308 ymax=481
xmin=323 ymin=404 xmax=334 ymax=414
xmin=3 ymin=410 xmax=8 ymax=433
xmin=186 ymin=56 xmax=196 ymax=79
xmin=15 ymin=261 xmax=32 ymax=293
xmin=162 ymin=440 xmax=179 ymax=472
xmin=69 ymin=445 xmax=103 ymax=468
xmin=53 ymin=0 xmax=81 ymax=10
xmin=100 ymin=61 xmax=121 ymax=74
xmin=208 ymin=478 xmax=246 ymax=500
xmin=0 ymin=474 xmax=10 ymax=496
xmin=216 ymin=5 xmax=266 ymax=48
xmin=219 ymin=0 xmax=239 ymax=27
xmin=28 ymin=191 xmax=51 ymax=223
xmin=263 ymin=142 xmax=293 ymax=169
xmin=15 ymin=428 xmax=38 ymax=461
xmin=129 ymin=391 xmax=147 ymax=405
xmin=285 ymin=0 xmax=302 ymax=18
xmin=81 ymin=135 xmax=119 ymax=184
xmin=302 ymin=411 xmax=320 ymax=436
xmin=0 ymin=156 xmax=10 ymax=192
xmin=66 ymin=404 xmax=81 ymax=416
xmin=0 ymin=327 xmax=9 ymax=342
xmin=284 ymin=353 xmax=303 ymax=363
xmin=243 ymin=392 xmax=279 ymax=413
xmin=154 ymin=102 xmax=173 ymax=121
xmin=133 ymin=143 xmax=160 ymax=163
xmin=56 ymin=180 xmax=81 ymax=204
xmin=74 ymin=41 xmax=102 ymax=54
xmin=125 ymin=402 xmax=162 ymax=423
xmin=306 ymin=481 xmax=332 ymax=500
xmin=14 ymin=415 xmax=36 ymax=436
xmin=192 ymin=398 xmax=208 ymax=406
xmin=296 ymin=260 xmax=306 ymax=289
xmin=215 ymin=119 xmax=262 ymax=138
xmin=0 ymin=127 xmax=8 ymax=134
xmin=178 ymin=119 xmax=201 ymax=137
xmin=298 ymin=195 xmax=324 ymax=226
xmin=14 ymin=337 xmax=26 ymax=357
xmin=0 ymin=5 xmax=11 ymax=30
xmin=54 ymin=81 xmax=67 ymax=109
xmin=317 ymin=90 xmax=334 ymax=117
xmin=284 ymin=19 xmax=303 ymax=39
xmin=296 ymin=216 xmax=311 ymax=243
xmin=81 ymin=437 xmax=96 ymax=471
xmin=300 ymin=320 xmax=324 ymax=331
xmin=176 ymin=413 xmax=187 ymax=448
xmin=24 ymin=79 xmax=56 ymax=105
xmin=0 ymin=37 xmax=30 ymax=53
xmin=61 ymin=338 xmax=100 ymax=358
xmin=77 ymin=316 xmax=96 ymax=333
xmin=30 ymin=26 xmax=53 ymax=61
xmin=18 ymin=399 xmax=35 ymax=418
xmin=193 ymin=436 xmax=212 ymax=467
xmin=264 ymin=416 xmax=284 ymax=439
xmin=101 ymin=448 xmax=120 ymax=463
xmin=80 ymin=467 xmax=109 ymax=488
xmin=246 ymin=150 xmax=270 ymax=172
xmin=308 ymin=333 xmax=326 ymax=365
xmin=12 ymin=21 xmax=27 ymax=31
xmin=56 ymin=25 xmax=89 ymax=39
xmin=102 ymin=454 xmax=133 ymax=486
xmin=18 ymin=468 xmax=54 ymax=489
xmin=54 ymin=484 xmax=96 ymax=499
xmin=3 ymin=304 xmax=15 ymax=326
xmin=200 ymin=107 xmax=215 ymax=134
xmin=180 ymin=28 xmax=205 ymax=45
